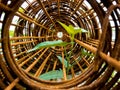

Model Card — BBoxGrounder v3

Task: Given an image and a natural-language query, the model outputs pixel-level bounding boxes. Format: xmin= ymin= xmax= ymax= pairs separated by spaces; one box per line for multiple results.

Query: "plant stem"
xmin=66 ymin=40 xmax=74 ymax=75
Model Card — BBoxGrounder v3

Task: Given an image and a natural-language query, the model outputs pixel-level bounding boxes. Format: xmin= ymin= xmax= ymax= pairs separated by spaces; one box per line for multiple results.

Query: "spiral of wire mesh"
xmin=0 ymin=0 xmax=120 ymax=90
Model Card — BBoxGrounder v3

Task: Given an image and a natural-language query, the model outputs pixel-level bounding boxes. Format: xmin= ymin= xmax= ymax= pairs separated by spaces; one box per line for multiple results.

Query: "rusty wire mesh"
xmin=0 ymin=0 xmax=120 ymax=90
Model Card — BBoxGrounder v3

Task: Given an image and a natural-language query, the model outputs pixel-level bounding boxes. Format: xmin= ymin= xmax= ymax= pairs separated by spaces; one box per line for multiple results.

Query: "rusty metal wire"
xmin=0 ymin=0 xmax=120 ymax=89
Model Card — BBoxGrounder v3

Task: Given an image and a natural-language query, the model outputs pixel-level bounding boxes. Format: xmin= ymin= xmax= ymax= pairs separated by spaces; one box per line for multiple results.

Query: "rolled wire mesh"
xmin=0 ymin=0 xmax=120 ymax=90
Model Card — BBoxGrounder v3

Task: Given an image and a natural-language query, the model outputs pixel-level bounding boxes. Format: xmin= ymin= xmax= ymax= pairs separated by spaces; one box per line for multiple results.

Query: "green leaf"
xmin=57 ymin=56 xmax=71 ymax=68
xmin=73 ymin=27 xmax=82 ymax=34
xmin=58 ymin=21 xmax=87 ymax=35
xmin=81 ymin=48 xmax=94 ymax=57
xmin=81 ymin=28 xmax=88 ymax=33
xmin=68 ymin=25 xmax=74 ymax=34
xmin=74 ymin=27 xmax=88 ymax=34
xmin=81 ymin=48 xmax=88 ymax=56
xmin=18 ymin=7 xmax=25 ymax=13
xmin=27 ymin=40 xmax=69 ymax=53
xmin=39 ymin=69 xmax=63 ymax=80
xmin=57 ymin=21 xmax=73 ymax=35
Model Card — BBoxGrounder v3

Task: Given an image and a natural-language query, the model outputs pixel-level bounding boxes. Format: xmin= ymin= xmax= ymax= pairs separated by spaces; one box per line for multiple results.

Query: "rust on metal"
xmin=0 ymin=0 xmax=120 ymax=90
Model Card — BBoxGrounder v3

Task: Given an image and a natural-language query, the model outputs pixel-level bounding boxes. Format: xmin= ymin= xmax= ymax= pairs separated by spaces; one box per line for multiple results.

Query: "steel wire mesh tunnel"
xmin=0 ymin=0 xmax=120 ymax=90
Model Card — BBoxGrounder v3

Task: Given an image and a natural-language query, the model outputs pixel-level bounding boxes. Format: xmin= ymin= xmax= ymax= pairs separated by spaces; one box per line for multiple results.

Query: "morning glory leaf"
xmin=39 ymin=69 xmax=63 ymax=80
xmin=57 ymin=56 xmax=71 ymax=68
xmin=27 ymin=40 xmax=69 ymax=53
